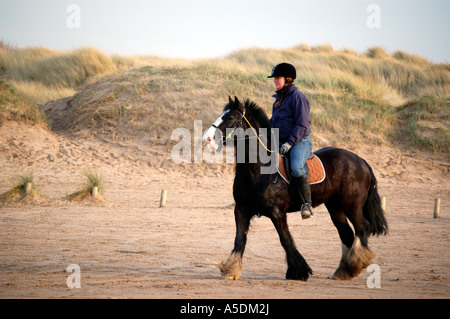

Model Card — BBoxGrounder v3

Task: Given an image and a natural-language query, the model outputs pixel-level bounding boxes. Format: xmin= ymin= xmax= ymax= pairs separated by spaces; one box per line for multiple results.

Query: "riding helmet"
xmin=267 ymin=62 xmax=296 ymax=80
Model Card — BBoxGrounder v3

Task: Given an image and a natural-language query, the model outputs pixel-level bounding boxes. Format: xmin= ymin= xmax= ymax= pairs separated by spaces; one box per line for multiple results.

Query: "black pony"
xmin=203 ymin=97 xmax=388 ymax=281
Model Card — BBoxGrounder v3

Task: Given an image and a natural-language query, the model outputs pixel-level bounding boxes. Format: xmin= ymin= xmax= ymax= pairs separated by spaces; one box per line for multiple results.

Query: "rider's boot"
xmin=292 ymin=174 xmax=313 ymax=219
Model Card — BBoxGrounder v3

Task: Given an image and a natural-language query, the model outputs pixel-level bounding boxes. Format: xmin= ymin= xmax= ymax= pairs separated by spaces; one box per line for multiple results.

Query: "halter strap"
xmin=223 ymin=107 xmax=244 ymax=140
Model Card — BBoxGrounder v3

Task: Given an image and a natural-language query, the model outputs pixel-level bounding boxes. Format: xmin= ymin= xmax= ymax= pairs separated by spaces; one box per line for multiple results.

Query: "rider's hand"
xmin=280 ymin=142 xmax=292 ymax=155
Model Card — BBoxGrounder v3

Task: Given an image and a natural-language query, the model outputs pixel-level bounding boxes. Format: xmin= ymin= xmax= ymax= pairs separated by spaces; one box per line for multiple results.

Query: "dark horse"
xmin=203 ymin=97 xmax=388 ymax=281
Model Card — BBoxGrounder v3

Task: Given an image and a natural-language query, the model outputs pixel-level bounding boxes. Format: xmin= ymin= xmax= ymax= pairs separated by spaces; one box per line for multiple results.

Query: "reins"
xmin=223 ymin=107 xmax=274 ymax=153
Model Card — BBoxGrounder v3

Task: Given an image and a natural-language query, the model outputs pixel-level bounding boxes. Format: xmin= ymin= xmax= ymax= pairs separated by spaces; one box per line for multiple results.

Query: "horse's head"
xmin=203 ymin=96 xmax=245 ymax=151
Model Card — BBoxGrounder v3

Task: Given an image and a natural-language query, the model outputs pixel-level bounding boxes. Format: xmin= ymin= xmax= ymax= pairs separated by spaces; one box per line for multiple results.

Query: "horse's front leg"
xmin=270 ymin=208 xmax=313 ymax=281
xmin=220 ymin=205 xmax=251 ymax=280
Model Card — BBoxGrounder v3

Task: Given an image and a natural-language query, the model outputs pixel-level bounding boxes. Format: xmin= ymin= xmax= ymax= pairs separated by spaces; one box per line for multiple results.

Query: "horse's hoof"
xmin=221 ymin=275 xmax=238 ymax=280
xmin=331 ymin=270 xmax=354 ymax=280
xmin=286 ymin=268 xmax=311 ymax=281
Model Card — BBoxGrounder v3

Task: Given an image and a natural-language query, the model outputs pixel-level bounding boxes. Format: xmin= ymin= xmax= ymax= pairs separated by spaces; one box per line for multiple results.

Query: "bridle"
xmin=214 ymin=106 xmax=274 ymax=153
xmin=220 ymin=107 xmax=246 ymax=141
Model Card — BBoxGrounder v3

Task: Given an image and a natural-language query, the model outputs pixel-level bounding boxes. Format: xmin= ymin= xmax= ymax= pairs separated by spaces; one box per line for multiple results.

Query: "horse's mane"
xmin=224 ymin=99 xmax=272 ymax=129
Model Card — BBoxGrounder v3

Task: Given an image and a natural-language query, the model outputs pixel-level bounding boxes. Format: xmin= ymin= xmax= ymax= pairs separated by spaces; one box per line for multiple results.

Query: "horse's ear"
xmin=228 ymin=96 xmax=233 ymax=104
xmin=234 ymin=96 xmax=245 ymax=113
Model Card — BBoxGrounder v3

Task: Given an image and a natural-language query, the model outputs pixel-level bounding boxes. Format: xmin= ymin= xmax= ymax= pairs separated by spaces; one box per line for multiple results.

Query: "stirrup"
xmin=301 ymin=204 xmax=313 ymax=219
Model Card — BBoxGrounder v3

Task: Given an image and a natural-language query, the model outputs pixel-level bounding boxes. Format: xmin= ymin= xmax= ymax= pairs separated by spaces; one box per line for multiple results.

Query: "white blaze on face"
xmin=202 ymin=110 xmax=229 ymax=150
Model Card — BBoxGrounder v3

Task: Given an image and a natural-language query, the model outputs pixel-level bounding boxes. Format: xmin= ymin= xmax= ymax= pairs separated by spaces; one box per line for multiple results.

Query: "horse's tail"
xmin=362 ymin=160 xmax=388 ymax=236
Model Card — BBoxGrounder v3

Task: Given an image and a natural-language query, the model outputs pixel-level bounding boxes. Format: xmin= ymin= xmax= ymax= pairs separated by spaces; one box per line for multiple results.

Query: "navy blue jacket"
xmin=270 ymin=84 xmax=311 ymax=146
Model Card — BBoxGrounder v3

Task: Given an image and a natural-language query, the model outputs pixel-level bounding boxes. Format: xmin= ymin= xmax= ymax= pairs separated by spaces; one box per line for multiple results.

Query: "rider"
xmin=268 ymin=62 xmax=313 ymax=219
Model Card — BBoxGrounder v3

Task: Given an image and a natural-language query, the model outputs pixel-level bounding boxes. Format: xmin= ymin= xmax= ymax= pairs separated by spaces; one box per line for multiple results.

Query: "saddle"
xmin=277 ymin=153 xmax=325 ymax=185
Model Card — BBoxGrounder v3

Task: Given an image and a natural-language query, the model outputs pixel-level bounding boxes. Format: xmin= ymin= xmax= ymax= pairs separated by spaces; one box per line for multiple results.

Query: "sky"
xmin=0 ymin=0 xmax=449 ymax=62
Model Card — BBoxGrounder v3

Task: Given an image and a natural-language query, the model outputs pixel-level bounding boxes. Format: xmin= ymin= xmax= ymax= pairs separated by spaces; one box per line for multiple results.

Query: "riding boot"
xmin=292 ymin=174 xmax=313 ymax=219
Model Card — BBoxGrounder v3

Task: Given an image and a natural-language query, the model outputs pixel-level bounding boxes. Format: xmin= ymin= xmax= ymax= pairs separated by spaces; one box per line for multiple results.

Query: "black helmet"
xmin=267 ymin=62 xmax=296 ymax=80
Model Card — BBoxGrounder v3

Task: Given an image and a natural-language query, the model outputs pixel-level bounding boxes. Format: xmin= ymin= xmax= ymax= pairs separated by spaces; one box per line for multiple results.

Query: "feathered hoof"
xmin=331 ymin=267 xmax=355 ymax=280
xmin=332 ymin=237 xmax=377 ymax=280
xmin=219 ymin=253 xmax=242 ymax=280
xmin=220 ymin=274 xmax=239 ymax=280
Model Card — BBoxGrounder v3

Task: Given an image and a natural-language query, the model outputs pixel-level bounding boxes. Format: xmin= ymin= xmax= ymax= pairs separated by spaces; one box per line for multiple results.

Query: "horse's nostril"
xmin=205 ymin=137 xmax=211 ymax=144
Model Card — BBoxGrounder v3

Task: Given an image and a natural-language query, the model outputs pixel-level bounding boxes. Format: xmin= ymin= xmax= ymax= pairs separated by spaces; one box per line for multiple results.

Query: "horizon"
xmin=0 ymin=0 xmax=449 ymax=63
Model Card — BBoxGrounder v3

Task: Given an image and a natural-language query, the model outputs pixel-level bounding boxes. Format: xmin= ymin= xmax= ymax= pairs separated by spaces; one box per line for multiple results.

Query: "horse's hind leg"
xmin=328 ymin=204 xmax=376 ymax=280
xmin=345 ymin=206 xmax=377 ymax=278
xmin=220 ymin=205 xmax=251 ymax=280
xmin=327 ymin=207 xmax=353 ymax=280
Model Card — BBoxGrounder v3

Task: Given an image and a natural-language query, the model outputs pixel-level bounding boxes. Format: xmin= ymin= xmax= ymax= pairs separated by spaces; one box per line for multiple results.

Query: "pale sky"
xmin=0 ymin=0 xmax=449 ymax=62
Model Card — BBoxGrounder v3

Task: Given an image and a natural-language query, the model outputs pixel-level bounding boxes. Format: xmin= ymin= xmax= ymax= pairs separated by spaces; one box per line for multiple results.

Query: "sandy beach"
xmin=0 ymin=120 xmax=449 ymax=299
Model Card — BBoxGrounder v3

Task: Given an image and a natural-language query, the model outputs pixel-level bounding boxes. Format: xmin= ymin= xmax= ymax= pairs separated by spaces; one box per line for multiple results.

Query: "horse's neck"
xmin=234 ymin=120 xmax=275 ymax=182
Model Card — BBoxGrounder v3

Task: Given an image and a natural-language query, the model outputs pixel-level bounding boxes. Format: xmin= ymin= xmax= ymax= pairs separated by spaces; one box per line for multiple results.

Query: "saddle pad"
xmin=278 ymin=154 xmax=326 ymax=185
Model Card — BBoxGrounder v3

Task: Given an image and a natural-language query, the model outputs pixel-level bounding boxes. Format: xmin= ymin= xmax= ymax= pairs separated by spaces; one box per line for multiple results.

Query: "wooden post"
xmin=25 ymin=182 xmax=32 ymax=195
xmin=160 ymin=190 xmax=167 ymax=207
xmin=91 ymin=186 xmax=98 ymax=198
xmin=433 ymin=198 xmax=440 ymax=218
xmin=381 ymin=196 xmax=386 ymax=214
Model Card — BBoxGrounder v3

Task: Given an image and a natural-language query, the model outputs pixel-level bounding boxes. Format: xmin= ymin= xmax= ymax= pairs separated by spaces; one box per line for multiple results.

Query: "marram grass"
xmin=0 ymin=172 xmax=43 ymax=204
xmin=65 ymin=169 xmax=105 ymax=202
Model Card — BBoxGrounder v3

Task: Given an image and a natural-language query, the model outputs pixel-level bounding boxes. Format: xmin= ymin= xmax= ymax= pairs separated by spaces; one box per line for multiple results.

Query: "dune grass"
xmin=0 ymin=46 xmax=117 ymax=105
xmin=65 ymin=169 xmax=105 ymax=202
xmin=0 ymin=46 xmax=116 ymax=88
xmin=0 ymin=43 xmax=192 ymax=104
xmin=0 ymin=80 xmax=49 ymax=127
xmin=396 ymin=95 xmax=450 ymax=153
xmin=0 ymin=172 xmax=43 ymax=204
xmin=1 ymin=42 xmax=448 ymax=152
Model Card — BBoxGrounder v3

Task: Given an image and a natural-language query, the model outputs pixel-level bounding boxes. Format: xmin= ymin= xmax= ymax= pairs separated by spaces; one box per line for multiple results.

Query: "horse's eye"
xmin=227 ymin=115 xmax=235 ymax=121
